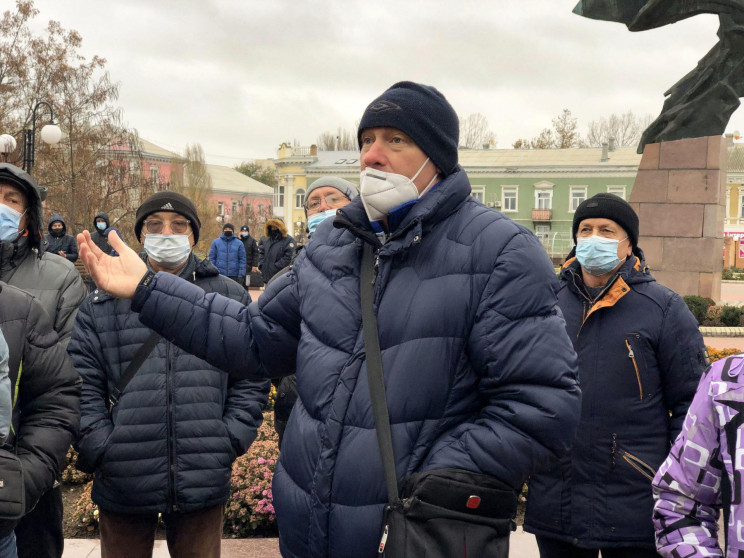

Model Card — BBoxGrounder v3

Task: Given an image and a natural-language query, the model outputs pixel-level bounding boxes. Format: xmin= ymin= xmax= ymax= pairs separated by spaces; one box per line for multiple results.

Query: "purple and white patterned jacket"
xmin=652 ymin=354 xmax=744 ymax=557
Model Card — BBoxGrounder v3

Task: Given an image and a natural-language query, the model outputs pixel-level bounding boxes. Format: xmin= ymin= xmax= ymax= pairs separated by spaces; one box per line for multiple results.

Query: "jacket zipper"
xmin=166 ymin=342 xmax=178 ymax=512
xmin=625 ymin=338 xmax=643 ymax=400
xmin=619 ymin=449 xmax=656 ymax=482
xmin=378 ymin=523 xmax=388 ymax=554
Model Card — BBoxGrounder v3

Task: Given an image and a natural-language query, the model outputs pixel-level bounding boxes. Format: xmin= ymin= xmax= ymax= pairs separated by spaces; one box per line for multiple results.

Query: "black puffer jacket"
xmin=0 ymin=282 xmax=81 ymax=535
xmin=44 ymin=213 xmax=78 ymax=263
xmin=69 ymin=254 xmax=270 ymax=514
xmin=258 ymin=219 xmax=295 ymax=283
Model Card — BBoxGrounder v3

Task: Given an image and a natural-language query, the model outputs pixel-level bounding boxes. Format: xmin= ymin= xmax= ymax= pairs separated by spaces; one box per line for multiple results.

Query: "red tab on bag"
xmin=466 ymin=495 xmax=481 ymax=509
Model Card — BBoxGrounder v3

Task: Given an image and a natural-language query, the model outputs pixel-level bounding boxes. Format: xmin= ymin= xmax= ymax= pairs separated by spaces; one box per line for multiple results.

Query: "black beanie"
xmin=572 ymin=193 xmax=639 ymax=247
xmin=223 ymin=223 xmax=234 ymax=232
xmin=135 ymin=191 xmax=201 ymax=243
xmin=357 ymin=81 xmax=459 ymax=176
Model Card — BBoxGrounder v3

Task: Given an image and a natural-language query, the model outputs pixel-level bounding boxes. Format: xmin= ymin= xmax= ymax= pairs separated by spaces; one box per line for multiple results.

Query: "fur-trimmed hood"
xmin=264 ymin=218 xmax=288 ymax=238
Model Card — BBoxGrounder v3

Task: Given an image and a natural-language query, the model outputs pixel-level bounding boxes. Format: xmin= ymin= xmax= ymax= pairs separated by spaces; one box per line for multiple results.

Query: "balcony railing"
xmin=532 ymin=208 xmax=552 ymax=221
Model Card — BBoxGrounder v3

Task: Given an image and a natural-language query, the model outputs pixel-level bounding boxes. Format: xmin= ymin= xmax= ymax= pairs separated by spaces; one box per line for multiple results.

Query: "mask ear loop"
xmin=412 ymin=158 xmax=440 ymax=198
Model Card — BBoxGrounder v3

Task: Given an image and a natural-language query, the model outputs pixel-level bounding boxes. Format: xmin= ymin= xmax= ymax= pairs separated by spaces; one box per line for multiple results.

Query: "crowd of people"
xmin=0 ymin=81 xmax=735 ymax=558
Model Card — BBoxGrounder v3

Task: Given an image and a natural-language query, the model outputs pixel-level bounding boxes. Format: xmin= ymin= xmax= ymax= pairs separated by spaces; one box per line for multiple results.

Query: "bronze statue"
xmin=574 ymin=1 xmax=744 ymax=152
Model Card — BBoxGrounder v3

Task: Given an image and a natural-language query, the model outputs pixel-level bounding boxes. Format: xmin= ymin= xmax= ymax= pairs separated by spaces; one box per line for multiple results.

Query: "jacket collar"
xmin=334 ymin=166 xmax=470 ymax=253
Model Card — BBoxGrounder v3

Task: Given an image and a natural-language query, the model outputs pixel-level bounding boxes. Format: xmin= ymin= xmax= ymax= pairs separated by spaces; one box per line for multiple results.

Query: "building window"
xmin=502 ymin=187 xmax=518 ymax=212
xmin=607 ymin=185 xmax=626 ymax=199
xmin=536 ymin=191 xmax=552 ymax=210
xmin=295 ymin=188 xmax=306 ymax=209
xmin=569 ymin=186 xmax=587 ymax=213
xmin=471 ymin=186 xmax=485 ymax=203
xmin=275 ymin=185 xmax=285 ymax=208
xmin=258 ymin=204 xmax=265 ymax=216
xmin=217 ymin=201 xmax=224 ymax=215
xmin=535 ymin=224 xmax=550 ymax=244
xmin=232 ymin=201 xmax=239 ymax=217
xmin=150 ymin=166 xmax=159 ymax=185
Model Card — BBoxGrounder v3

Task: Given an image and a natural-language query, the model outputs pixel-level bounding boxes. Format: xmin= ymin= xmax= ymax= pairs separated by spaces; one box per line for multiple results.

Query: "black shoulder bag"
xmin=360 ymin=242 xmax=517 ymax=558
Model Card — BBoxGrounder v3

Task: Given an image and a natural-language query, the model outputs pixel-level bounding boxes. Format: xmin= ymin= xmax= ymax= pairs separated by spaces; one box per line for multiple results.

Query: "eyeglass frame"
xmin=304 ymin=193 xmax=350 ymax=214
xmin=142 ymin=217 xmax=192 ymax=235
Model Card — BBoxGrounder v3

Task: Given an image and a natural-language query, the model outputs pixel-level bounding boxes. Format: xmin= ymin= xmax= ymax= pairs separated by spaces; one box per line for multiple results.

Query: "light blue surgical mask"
xmin=575 ymin=235 xmax=628 ymax=276
xmin=96 ymin=222 xmax=107 ymax=231
xmin=307 ymin=209 xmax=337 ymax=235
xmin=0 ymin=204 xmax=23 ymax=242
xmin=143 ymin=234 xmax=191 ymax=269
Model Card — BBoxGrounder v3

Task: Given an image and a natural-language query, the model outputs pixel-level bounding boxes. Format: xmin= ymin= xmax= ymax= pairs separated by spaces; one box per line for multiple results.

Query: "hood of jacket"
xmin=264 ymin=218 xmax=287 ymax=239
xmin=48 ymin=213 xmax=67 ymax=235
xmin=0 ymin=164 xmax=44 ymax=252
xmin=93 ymin=212 xmax=111 ymax=233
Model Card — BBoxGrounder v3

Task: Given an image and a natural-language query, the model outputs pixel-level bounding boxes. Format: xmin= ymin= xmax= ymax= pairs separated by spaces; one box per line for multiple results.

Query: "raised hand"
xmin=77 ymin=230 xmax=147 ymax=299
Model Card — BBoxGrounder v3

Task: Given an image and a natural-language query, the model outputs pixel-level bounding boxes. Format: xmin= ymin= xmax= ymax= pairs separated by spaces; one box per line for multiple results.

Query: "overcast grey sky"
xmin=28 ymin=0 xmax=744 ymax=165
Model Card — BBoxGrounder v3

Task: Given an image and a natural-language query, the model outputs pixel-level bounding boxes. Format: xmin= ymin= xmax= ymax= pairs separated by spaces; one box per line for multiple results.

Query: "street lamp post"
xmin=22 ymin=101 xmax=62 ymax=173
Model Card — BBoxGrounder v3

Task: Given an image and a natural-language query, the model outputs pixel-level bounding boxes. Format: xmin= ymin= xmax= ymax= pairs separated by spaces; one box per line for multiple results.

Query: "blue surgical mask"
xmin=96 ymin=222 xmax=107 ymax=231
xmin=143 ymin=234 xmax=191 ymax=269
xmin=575 ymin=235 xmax=628 ymax=276
xmin=0 ymin=204 xmax=23 ymax=242
xmin=307 ymin=209 xmax=337 ymax=235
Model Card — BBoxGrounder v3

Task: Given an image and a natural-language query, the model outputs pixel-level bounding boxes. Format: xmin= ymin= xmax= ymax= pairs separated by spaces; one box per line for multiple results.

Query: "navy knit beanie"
xmin=357 ymin=81 xmax=459 ymax=176
xmin=572 ymin=193 xmax=639 ymax=247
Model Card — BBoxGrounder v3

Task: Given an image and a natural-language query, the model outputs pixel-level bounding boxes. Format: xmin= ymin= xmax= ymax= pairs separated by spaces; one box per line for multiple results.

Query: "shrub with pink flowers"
xmin=223 ymin=413 xmax=280 ymax=536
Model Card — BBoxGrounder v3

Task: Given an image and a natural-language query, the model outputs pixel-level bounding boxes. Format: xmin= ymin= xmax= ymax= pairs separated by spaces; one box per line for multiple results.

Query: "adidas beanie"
xmin=135 ymin=191 xmax=202 ymax=243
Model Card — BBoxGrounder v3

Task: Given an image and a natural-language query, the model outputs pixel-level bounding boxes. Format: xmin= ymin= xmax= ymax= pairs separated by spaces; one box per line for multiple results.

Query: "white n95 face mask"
xmin=359 ymin=158 xmax=437 ymax=222
xmin=143 ymin=234 xmax=191 ymax=269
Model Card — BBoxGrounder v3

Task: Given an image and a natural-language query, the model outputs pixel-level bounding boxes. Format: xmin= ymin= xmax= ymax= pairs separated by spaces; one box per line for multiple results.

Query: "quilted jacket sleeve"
xmin=652 ymin=366 xmax=722 ymax=556
xmin=133 ymin=268 xmax=301 ymax=379
xmin=421 ymin=230 xmax=581 ymax=488
xmin=18 ymin=298 xmax=81 ymax=512
xmin=220 ymin=284 xmax=270 ymax=456
xmin=53 ymin=263 xmax=87 ymax=343
xmin=67 ymin=298 xmax=113 ymax=474
xmin=656 ymin=293 xmax=707 ymax=442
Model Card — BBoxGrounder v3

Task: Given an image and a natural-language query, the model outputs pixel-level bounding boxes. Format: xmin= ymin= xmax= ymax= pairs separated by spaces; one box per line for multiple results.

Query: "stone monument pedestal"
xmin=629 ymin=135 xmax=726 ymax=302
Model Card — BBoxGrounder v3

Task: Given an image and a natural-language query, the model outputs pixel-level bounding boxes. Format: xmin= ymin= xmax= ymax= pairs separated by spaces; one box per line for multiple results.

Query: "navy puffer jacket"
xmin=131 ymin=168 xmax=581 ymax=557
xmin=209 ymin=233 xmax=246 ymax=277
xmin=524 ymin=253 xmax=706 ymax=548
xmin=68 ymin=254 xmax=269 ymax=514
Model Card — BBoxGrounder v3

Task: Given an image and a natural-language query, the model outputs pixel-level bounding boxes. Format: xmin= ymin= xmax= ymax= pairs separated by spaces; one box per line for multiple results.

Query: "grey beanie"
xmin=305 ymin=177 xmax=359 ymax=204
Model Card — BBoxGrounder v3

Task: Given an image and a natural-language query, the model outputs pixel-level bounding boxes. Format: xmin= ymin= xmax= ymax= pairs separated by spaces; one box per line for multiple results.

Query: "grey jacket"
xmin=0 ymin=236 xmax=87 ymax=341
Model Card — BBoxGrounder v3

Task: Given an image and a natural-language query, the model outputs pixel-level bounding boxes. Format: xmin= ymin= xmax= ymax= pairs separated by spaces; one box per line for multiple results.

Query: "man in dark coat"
xmin=524 ymin=193 xmax=707 ymax=558
xmin=272 ymin=176 xmax=359 ymax=444
xmin=91 ymin=212 xmax=121 ymax=256
xmin=239 ymin=225 xmax=259 ymax=288
xmin=0 ymin=282 xmax=80 ymax=557
xmin=78 ymin=81 xmax=581 ymax=558
xmin=0 ymin=163 xmax=87 ymax=558
xmin=257 ymin=218 xmax=295 ymax=284
xmin=69 ymin=192 xmax=269 ymax=558
xmin=44 ymin=213 xmax=78 ymax=263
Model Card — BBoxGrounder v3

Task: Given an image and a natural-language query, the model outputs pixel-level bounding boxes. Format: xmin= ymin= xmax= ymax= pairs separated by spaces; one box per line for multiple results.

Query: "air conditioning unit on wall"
xmin=487 ymin=201 xmax=502 ymax=208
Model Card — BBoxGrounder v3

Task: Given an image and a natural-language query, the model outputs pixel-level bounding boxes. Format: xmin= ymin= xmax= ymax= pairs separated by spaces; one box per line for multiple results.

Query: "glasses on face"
xmin=143 ymin=218 xmax=191 ymax=235
xmin=304 ymin=193 xmax=348 ymax=214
